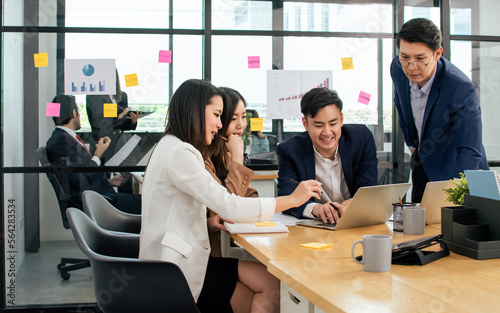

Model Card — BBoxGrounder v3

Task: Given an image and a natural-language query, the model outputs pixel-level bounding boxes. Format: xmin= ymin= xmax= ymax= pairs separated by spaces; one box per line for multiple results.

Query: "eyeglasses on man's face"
xmin=396 ymin=54 xmax=434 ymax=70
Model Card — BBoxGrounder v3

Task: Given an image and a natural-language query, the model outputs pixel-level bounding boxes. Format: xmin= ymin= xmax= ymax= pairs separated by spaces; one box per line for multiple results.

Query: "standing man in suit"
xmin=391 ymin=18 xmax=489 ymax=203
xmin=277 ymin=88 xmax=378 ymax=223
xmin=86 ymin=70 xmax=141 ymax=163
xmin=46 ymin=94 xmax=141 ymax=214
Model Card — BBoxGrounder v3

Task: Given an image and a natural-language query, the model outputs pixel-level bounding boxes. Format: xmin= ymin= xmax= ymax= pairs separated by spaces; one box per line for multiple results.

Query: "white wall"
xmin=479 ymin=1 xmax=500 ymax=160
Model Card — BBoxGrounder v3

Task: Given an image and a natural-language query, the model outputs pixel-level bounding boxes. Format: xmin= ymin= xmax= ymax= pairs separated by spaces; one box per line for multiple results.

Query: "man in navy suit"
xmin=46 ymin=94 xmax=141 ymax=214
xmin=277 ymin=88 xmax=378 ymax=223
xmin=391 ymin=18 xmax=489 ymax=203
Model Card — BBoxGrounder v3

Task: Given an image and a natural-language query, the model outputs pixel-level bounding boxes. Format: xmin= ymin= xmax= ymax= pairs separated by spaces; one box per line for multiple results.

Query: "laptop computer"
xmin=296 ymin=183 xmax=411 ymax=230
xmin=420 ymin=180 xmax=456 ymax=225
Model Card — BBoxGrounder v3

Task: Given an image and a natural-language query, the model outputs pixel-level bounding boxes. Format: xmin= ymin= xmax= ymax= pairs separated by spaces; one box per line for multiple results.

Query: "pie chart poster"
xmin=65 ymin=59 xmax=116 ymax=95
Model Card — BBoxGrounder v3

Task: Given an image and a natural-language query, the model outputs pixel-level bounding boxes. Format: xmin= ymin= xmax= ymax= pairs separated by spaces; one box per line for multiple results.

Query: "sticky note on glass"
xmin=341 ymin=57 xmax=354 ymax=70
xmin=250 ymin=118 xmax=264 ymax=131
xmin=248 ymin=56 xmax=260 ymax=69
xmin=34 ymin=53 xmax=49 ymax=68
xmin=358 ymin=91 xmax=371 ymax=105
xmin=300 ymin=242 xmax=333 ymax=249
xmin=46 ymin=102 xmax=60 ymax=117
xmin=159 ymin=50 xmax=172 ymax=63
xmin=124 ymin=73 xmax=139 ymax=87
xmin=103 ymin=103 xmax=117 ymax=117
xmin=255 ymin=222 xmax=277 ymax=227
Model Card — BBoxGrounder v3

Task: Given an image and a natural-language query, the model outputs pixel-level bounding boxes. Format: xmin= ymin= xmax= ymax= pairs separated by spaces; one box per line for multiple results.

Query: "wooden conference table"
xmin=230 ymin=223 xmax=500 ymax=313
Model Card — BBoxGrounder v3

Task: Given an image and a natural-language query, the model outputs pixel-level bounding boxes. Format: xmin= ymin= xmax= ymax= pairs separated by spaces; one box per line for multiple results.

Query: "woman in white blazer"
xmin=139 ymin=79 xmax=321 ymax=313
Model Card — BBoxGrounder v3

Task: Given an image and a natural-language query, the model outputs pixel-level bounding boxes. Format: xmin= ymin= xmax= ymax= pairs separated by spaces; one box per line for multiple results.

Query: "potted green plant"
xmin=443 ymin=172 xmax=469 ymax=205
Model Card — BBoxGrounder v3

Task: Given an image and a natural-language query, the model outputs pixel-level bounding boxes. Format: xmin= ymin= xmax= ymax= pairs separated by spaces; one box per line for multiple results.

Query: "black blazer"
xmin=46 ymin=128 xmax=117 ymax=208
xmin=277 ymin=124 xmax=378 ymax=218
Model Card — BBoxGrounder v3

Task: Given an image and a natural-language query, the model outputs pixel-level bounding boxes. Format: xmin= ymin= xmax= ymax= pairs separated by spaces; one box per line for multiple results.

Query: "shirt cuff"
xmin=408 ymin=146 xmax=417 ymax=152
xmin=91 ymin=156 xmax=101 ymax=165
xmin=257 ymin=198 xmax=276 ymax=222
xmin=302 ymin=203 xmax=316 ymax=219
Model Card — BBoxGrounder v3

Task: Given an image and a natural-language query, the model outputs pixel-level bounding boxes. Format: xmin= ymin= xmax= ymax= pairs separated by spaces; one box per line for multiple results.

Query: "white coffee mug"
xmin=351 ymin=235 xmax=392 ymax=272
xmin=403 ymin=207 xmax=426 ymax=235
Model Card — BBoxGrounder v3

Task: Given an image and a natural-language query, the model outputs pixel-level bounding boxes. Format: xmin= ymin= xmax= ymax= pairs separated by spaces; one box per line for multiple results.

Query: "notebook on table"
xmin=224 ymin=220 xmax=288 ymax=234
xmin=465 ymin=170 xmax=500 ymax=201
xmin=296 ymin=183 xmax=411 ymax=231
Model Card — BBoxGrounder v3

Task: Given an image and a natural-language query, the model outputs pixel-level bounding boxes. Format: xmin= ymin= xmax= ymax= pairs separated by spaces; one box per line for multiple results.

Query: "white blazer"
xmin=139 ymin=135 xmax=275 ymax=301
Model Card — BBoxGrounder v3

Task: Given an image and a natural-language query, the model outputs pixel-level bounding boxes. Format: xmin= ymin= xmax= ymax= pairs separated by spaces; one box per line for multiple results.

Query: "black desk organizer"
xmin=441 ymin=195 xmax=500 ymax=260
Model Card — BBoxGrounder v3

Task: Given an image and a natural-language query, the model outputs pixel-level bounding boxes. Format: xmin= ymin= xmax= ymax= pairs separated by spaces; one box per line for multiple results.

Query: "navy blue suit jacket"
xmin=277 ymin=124 xmax=378 ymax=218
xmin=391 ymin=56 xmax=489 ymax=181
xmin=46 ymin=128 xmax=117 ymax=208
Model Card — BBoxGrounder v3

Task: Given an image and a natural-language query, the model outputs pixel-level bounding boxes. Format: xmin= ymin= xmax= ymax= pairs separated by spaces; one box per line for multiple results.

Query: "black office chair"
xmin=36 ymin=146 xmax=91 ymax=280
xmin=82 ymin=190 xmax=141 ymax=234
xmin=66 ymin=208 xmax=201 ymax=313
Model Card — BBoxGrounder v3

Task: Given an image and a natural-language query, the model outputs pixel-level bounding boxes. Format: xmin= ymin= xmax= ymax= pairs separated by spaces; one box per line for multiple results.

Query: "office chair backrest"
xmin=66 ymin=208 xmax=140 ymax=259
xmin=36 ymin=146 xmax=76 ymax=229
xmin=66 ymin=208 xmax=200 ymax=313
xmin=82 ymin=190 xmax=141 ymax=234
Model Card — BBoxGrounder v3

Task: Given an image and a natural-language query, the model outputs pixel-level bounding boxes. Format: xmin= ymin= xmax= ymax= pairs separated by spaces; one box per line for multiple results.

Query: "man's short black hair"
xmin=397 ymin=18 xmax=442 ymax=51
xmin=52 ymin=94 xmax=78 ymax=126
xmin=300 ymin=87 xmax=343 ymax=118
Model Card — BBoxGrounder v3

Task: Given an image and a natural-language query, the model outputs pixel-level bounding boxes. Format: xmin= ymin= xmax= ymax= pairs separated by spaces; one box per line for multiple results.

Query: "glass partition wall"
xmin=2 ymin=0 xmax=500 ymax=310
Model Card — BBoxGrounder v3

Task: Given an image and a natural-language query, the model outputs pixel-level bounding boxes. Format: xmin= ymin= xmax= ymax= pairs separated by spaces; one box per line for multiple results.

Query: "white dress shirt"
xmin=302 ymin=145 xmax=350 ymax=218
xmin=408 ymin=67 xmax=437 ymax=151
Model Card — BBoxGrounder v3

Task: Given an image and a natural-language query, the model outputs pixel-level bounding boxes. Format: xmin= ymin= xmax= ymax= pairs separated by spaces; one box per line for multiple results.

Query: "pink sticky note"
xmin=358 ymin=91 xmax=371 ymax=105
xmin=159 ymin=50 xmax=172 ymax=63
xmin=248 ymin=56 xmax=260 ymax=69
xmin=46 ymin=102 xmax=61 ymax=117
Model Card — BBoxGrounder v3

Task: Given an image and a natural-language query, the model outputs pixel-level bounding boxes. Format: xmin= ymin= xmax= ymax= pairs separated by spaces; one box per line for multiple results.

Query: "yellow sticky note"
xmin=103 ymin=103 xmax=117 ymax=118
xmin=255 ymin=222 xmax=277 ymax=227
xmin=250 ymin=118 xmax=264 ymax=132
xmin=341 ymin=57 xmax=354 ymax=70
xmin=300 ymin=242 xmax=333 ymax=249
xmin=34 ymin=53 xmax=49 ymax=67
xmin=124 ymin=73 xmax=139 ymax=87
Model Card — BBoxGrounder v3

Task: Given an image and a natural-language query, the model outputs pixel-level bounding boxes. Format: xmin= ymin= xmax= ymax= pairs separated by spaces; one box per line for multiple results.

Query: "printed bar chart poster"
xmin=266 ymin=70 xmax=333 ymax=119
xmin=64 ymin=59 xmax=116 ymax=95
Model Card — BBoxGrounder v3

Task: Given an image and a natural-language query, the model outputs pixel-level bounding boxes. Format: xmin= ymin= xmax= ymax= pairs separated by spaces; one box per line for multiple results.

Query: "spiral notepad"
xmin=464 ymin=170 xmax=500 ymax=201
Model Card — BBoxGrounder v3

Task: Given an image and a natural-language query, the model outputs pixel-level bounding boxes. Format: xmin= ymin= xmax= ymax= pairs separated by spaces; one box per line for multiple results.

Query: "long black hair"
xmin=164 ymin=79 xmax=223 ymax=160
xmin=210 ymin=87 xmax=247 ymax=174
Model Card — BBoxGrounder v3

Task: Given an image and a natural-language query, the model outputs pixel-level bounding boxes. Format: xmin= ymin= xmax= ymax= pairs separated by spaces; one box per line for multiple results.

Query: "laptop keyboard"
xmin=317 ymin=223 xmax=337 ymax=227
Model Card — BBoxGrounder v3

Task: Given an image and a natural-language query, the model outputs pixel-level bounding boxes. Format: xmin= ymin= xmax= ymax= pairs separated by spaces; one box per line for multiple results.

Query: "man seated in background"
xmin=277 ymin=87 xmax=378 ymax=223
xmin=45 ymin=94 xmax=141 ymax=214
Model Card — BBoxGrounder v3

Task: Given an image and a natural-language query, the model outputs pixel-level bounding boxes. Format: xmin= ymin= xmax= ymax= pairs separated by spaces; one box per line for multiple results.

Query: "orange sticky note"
xmin=255 ymin=222 xmax=277 ymax=227
xmin=300 ymin=242 xmax=333 ymax=249
xmin=250 ymin=118 xmax=263 ymax=132
xmin=34 ymin=53 xmax=49 ymax=67
xmin=124 ymin=73 xmax=139 ymax=87
xmin=103 ymin=103 xmax=117 ymax=118
xmin=341 ymin=57 xmax=354 ymax=70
